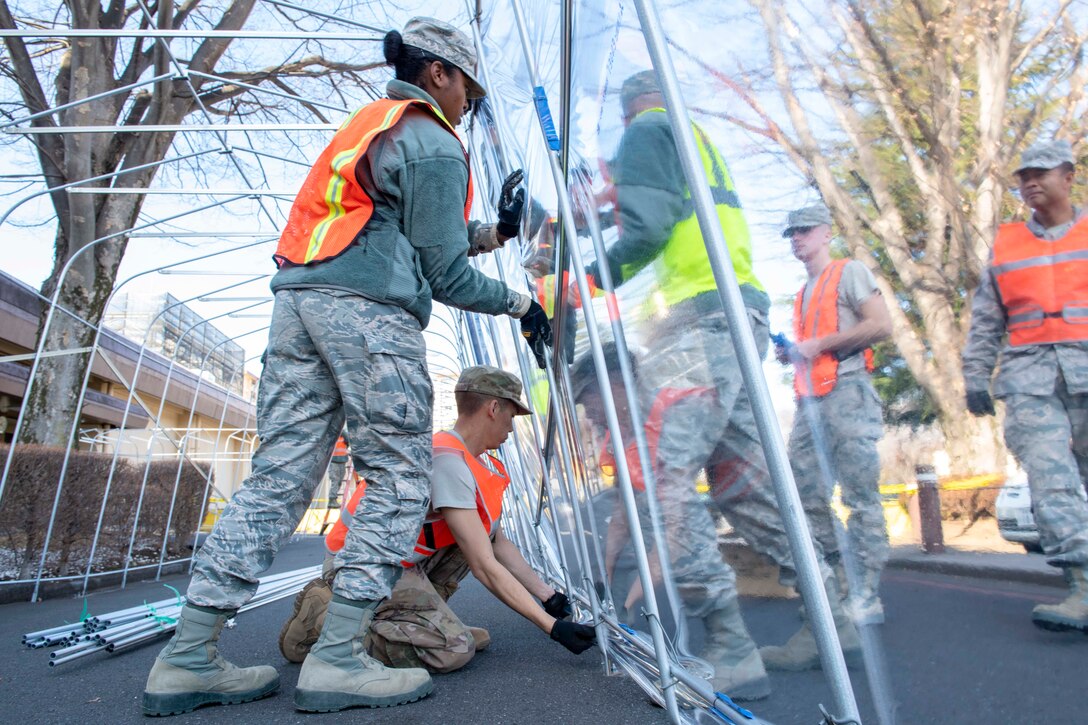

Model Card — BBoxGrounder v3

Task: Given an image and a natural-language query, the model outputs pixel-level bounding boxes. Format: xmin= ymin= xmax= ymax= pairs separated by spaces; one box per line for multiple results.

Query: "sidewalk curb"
xmin=887 ymin=552 xmax=1065 ymax=589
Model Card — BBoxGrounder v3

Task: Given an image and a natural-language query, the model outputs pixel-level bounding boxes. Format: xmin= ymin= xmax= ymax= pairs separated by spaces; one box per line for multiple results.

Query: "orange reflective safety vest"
xmin=324 ymin=477 xmax=368 ymax=554
xmin=324 ymin=432 xmax=510 ymax=567
xmin=991 ymin=218 xmax=1088 ymax=347
xmin=274 ymin=98 xmax=473 ymax=268
xmin=332 ymin=437 xmax=349 ymax=460
xmin=793 ymin=259 xmax=875 ymax=398
xmin=599 ymin=387 xmax=712 ymax=493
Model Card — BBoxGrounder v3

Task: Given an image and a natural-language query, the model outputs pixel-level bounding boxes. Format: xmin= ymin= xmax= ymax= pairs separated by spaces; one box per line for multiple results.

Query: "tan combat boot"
xmin=278 ymin=578 xmax=332 ymax=663
xmin=467 ymin=626 xmax=491 ymax=651
xmin=1032 ymin=566 xmax=1088 ymax=633
xmin=760 ymin=575 xmax=862 ymax=671
xmin=701 ymin=600 xmax=771 ymax=701
xmin=836 ymin=561 xmax=885 ymax=625
xmin=295 ymin=595 xmax=433 ymax=712
xmin=143 ymin=604 xmax=279 ymax=716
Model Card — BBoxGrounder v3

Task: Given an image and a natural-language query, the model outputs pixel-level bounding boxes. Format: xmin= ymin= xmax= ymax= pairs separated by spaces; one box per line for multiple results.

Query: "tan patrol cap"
xmin=455 ymin=365 xmax=532 ymax=416
xmin=402 ymin=17 xmax=487 ymax=100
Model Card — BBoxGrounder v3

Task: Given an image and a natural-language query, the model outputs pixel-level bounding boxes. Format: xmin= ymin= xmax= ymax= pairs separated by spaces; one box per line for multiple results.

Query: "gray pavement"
xmin=0 ymin=536 xmax=667 ymax=725
xmin=2 ymin=536 xmax=1085 ymax=724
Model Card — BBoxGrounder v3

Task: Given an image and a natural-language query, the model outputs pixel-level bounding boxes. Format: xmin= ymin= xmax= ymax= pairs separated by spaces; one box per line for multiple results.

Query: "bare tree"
xmin=702 ymin=0 xmax=1086 ymax=472
xmin=0 ymin=1 xmax=385 ymax=447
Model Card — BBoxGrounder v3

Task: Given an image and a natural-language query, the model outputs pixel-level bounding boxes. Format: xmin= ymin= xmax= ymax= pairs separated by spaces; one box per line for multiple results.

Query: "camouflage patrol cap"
xmin=1014 ymin=139 xmax=1075 ymax=175
xmin=782 ymin=205 xmax=833 ymax=238
xmin=402 ymin=17 xmax=486 ymax=100
xmin=620 ymin=70 xmax=661 ymax=118
xmin=455 ymin=365 xmax=531 ymax=415
xmin=569 ymin=342 xmax=625 ymax=402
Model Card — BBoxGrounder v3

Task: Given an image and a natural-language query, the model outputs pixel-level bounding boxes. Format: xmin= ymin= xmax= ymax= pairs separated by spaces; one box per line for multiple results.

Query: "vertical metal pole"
xmin=155 ymin=326 xmax=268 ymax=579
xmin=630 ymin=0 xmax=860 ymax=719
xmin=188 ymin=354 xmax=260 ymax=575
xmin=506 ymin=1 xmax=682 ymax=719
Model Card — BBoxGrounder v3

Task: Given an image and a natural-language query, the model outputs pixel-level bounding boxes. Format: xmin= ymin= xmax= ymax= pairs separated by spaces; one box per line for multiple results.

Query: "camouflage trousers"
xmin=639 ymin=303 xmax=824 ymax=617
xmin=188 ymin=289 xmax=433 ymax=609
xmin=789 ymin=378 xmax=888 ymax=578
xmin=366 ymin=544 xmax=478 ymax=673
xmin=1003 ymin=374 xmax=1088 ymax=567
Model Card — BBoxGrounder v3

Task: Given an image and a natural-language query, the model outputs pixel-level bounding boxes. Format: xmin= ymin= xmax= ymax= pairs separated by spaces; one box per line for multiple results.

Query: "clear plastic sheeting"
xmin=4 ymin=3 xmax=1083 ymax=725
xmin=470 ymin=1 xmax=888 ymax=722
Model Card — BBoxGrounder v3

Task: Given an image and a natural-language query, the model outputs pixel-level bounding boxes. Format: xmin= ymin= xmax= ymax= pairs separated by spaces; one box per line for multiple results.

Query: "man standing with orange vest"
xmin=773 ymin=204 xmax=892 ymax=632
xmin=279 ymin=366 xmax=594 ymax=672
xmin=142 ymin=18 xmax=553 ymax=717
xmin=963 ymin=139 xmax=1088 ymax=633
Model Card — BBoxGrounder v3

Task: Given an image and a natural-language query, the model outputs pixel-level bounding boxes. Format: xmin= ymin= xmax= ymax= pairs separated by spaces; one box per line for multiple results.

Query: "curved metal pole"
xmin=188 ymin=352 xmax=261 ymax=575
xmin=631 ymin=0 xmax=859 ymax=719
xmin=156 ymin=325 xmax=269 ymax=579
xmin=0 ymin=194 xmax=252 ymax=509
xmin=75 ymin=276 xmax=269 ymax=596
xmin=120 ymin=297 xmax=269 ymax=588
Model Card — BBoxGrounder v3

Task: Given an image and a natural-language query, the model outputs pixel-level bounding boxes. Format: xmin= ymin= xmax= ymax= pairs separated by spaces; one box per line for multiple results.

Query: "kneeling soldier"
xmin=280 ymin=366 xmax=595 ymax=671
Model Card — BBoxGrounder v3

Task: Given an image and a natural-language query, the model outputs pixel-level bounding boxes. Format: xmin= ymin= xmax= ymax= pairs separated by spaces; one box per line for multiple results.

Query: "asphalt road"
xmin=1 ymin=537 xmax=1083 ymax=724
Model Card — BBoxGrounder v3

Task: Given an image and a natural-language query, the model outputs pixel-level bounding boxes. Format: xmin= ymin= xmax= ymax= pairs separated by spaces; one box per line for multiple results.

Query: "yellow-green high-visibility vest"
xmin=636 ymin=108 xmax=763 ymax=307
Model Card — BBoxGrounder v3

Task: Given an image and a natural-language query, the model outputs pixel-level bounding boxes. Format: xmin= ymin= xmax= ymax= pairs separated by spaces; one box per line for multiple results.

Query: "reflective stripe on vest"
xmin=404 ymin=431 xmax=510 ymax=565
xmin=599 ymin=387 xmax=713 ymax=493
xmin=991 ymin=218 xmax=1088 ymax=347
xmin=792 ymin=259 xmax=875 ymax=398
xmin=632 ymin=109 xmax=763 ymax=307
xmin=274 ymin=98 xmax=473 ymax=268
xmin=324 ymin=433 xmax=510 ymax=566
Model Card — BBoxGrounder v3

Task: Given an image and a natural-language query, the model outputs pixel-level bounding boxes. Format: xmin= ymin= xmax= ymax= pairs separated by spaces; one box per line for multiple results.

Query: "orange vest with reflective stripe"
xmin=599 ymin=387 xmax=712 ymax=493
xmin=332 ymin=437 xmax=349 ymax=459
xmin=325 ymin=477 xmax=368 ymax=554
xmin=793 ymin=259 xmax=875 ymax=398
xmin=274 ymin=98 xmax=473 ymax=268
xmin=324 ymin=432 xmax=509 ymax=566
xmin=991 ymin=218 xmax=1088 ymax=347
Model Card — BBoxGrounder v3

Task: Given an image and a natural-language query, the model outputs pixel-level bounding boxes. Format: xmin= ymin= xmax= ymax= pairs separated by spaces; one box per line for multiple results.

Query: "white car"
xmin=995 ymin=477 xmax=1042 ymax=553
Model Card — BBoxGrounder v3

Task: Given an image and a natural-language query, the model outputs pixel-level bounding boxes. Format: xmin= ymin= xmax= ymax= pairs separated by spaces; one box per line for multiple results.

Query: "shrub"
xmin=0 ymin=444 xmax=211 ymax=580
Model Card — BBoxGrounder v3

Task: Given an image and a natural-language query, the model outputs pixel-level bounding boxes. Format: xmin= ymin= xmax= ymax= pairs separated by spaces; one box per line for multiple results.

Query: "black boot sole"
xmin=1031 ymin=616 xmax=1088 ymax=634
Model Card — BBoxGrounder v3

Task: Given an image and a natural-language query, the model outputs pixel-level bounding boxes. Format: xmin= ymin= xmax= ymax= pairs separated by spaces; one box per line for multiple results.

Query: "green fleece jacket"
xmin=271 ymin=80 xmax=513 ymax=328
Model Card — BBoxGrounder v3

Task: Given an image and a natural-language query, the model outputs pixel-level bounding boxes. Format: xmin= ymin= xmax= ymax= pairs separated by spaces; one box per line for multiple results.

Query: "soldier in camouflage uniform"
xmin=580 ymin=71 xmax=863 ymax=694
xmin=142 ymin=19 xmax=553 ymax=717
xmin=279 ymin=367 xmax=594 ymax=673
xmin=772 ymin=205 xmax=893 ymax=628
xmin=571 ymin=342 xmax=861 ymax=693
xmin=963 ymin=139 xmax=1088 ymax=633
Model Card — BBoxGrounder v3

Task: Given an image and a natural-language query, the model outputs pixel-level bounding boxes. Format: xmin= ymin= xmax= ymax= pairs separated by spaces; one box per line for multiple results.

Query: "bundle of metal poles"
xmin=21 ymin=565 xmax=321 ymax=668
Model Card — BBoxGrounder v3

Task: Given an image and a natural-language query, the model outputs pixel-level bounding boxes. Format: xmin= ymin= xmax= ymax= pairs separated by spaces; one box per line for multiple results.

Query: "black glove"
xmin=497 ymin=168 xmax=526 ymax=238
xmin=966 ymin=389 xmax=995 ymax=417
xmin=550 ymin=619 xmax=596 ymax=654
xmin=520 ymin=299 xmax=553 ymax=369
xmin=542 ymin=591 xmax=572 ymax=620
